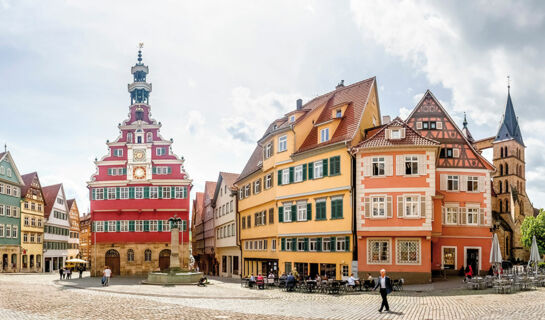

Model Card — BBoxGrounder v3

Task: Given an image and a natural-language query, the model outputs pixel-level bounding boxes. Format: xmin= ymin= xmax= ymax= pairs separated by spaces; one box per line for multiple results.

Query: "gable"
xmin=406 ymin=91 xmax=492 ymax=170
xmin=0 ymin=153 xmax=24 ymax=185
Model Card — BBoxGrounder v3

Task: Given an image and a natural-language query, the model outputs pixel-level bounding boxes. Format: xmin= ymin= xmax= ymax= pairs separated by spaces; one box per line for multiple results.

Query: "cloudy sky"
xmin=1 ymin=0 xmax=544 ymax=212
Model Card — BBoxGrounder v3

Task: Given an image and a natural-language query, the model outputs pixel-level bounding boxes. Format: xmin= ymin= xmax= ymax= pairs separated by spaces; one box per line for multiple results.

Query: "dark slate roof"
xmin=495 ymin=91 xmax=524 ymax=146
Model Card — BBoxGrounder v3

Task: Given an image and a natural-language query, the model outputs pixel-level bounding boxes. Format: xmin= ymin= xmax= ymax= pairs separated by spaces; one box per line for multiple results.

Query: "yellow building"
xmin=235 ymin=78 xmax=381 ymax=279
xmin=20 ymin=172 xmax=45 ymax=272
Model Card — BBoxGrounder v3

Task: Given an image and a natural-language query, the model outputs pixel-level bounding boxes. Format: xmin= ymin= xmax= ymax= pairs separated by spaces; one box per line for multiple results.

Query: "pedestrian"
xmin=373 ymin=269 xmax=393 ymax=313
xmin=79 ymin=266 xmax=83 ymax=279
xmin=102 ymin=266 xmax=112 ymax=286
xmin=66 ymin=268 xmax=71 ymax=279
xmin=59 ymin=267 xmax=64 ymax=280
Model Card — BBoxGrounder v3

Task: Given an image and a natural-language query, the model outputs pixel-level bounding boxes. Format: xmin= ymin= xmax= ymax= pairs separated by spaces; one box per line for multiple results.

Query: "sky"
xmin=1 ymin=0 xmax=544 ymax=212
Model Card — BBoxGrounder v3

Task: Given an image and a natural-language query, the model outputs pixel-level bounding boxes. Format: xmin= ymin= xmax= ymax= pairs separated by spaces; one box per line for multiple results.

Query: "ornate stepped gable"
xmin=406 ymin=91 xmax=493 ymax=170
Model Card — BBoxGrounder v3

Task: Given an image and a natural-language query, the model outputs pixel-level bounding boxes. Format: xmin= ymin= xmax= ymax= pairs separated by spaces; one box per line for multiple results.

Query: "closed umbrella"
xmin=490 ymin=234 xmax=502 ymax=278
xmin=528 ymin=235 xmax=543 ymax=275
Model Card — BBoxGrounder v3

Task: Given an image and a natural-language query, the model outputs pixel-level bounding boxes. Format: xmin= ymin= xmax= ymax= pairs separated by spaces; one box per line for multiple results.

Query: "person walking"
xmin=374 ymin=269 xmax=393 ymax=313
xmin=66 ymin=268 xmax=71 ymax=279
xmin=102 ymin=266 xmax=112 ymax=286
xmin=59 ymin=267 xmax=64 ymax=280
xmin=78 ymin=266 xmax=84 ymax=279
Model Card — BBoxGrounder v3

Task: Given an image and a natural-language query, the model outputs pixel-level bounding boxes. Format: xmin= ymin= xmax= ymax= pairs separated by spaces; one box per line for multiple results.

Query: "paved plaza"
xmin=1 ymin=273 xmax=545 ymax=319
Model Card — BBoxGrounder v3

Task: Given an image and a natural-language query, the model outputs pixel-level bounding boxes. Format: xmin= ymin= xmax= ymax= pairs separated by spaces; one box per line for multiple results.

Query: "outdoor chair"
xmin=363 ymin=280 xmax=375 ymax=291
xmin=327 ymin=281 xmax=341 ymax=294
xmin=392 ymin=279 xmax=404 ymax=291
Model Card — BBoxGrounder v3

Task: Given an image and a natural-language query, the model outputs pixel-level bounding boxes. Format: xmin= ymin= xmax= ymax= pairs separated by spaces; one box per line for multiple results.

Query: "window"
xmin=254 ymin=179 xmax=261 ymax=194
xmin=108 ymin=188 xmax=116 ymax=200
xmin=404 ymin=196 xmax=419 ymax=217
xmin=30 ymin=233 xmax=35 ymax=242
xmin=390 ymin=129 xmax=401 ymax=139
xmin=0 ymin=167 xmax=3 ymax=175
xmin=269 ymin=208 xmax=274 ymax=224
xmin=467 ymin=176 xmax=478 ymax=192
xmin=331 ymin=197 xmax=343 ymax=219
xmin=397 ymin=240 xmax=420 ymax=264
xmin=31 ymin=218 xmax=36 ymax=226
xmin=322 ymin=237 xmax=330 ymax=251
xmin=405 ymin=156 xmax=418 ymax=175
xmin=134 ymin=187 xmax=143 ymax=199
xmin=95 ymin=221 xmax=104 ymax=232
xmin=24 ymin=202 xmax=29 ymax=210
xmin=282 ymin=169 xmax=289 ymax=185
xmin=294 ymin=166 xmax=303 ymax=182
xmin=144 ymin=249 xmax=152 ymax=261
xmin=297 ymin=238 xmax=305 ymax=251
xmin=314 ymin=161 xmax=323 ymax=179
xmin=422 ymin=121 xmax=429 ymax=129
xmin=320 ymin=128 xmax=330 ymax=143
xmin=372 ymin=157 xmax=385 ymax=176
xmin=368 ymin=240 xmax=390 ymax=264
xmin=336 ymin=238 xmax=347 ymax=251
xmin=156 ymin=147 xmax=166 ymax=156
xmin=7 ymin=169 xmax=12 ymax=177
xmin=283 ymin=204 xmax=292 ymax=222
xmin=336 ymin=109 xmax=342 ymax=118
xmin=467 ymin=207 xmax=479 ymax=225
xmin=278 ymin=135 xmax=287 ymax=152
xmin=23 ymin=233 xmax=28 ymax=242
xmin=440 ymin=148 xmax=454 ymax=158
xmin=149 ymin=220 xmax=158 ymax=232
xmin=272 ymin=239 xmax=277 ymax=251
xmin=37 ymin=234 xmax=41 ymax=243
xmin=285 ymin=238 xmax=293 ymax=251
xmin=5 ymin=225 xmax=11 ymax=238
xmin=146 ymin=132 xmax=153 ymax=143
xmin=246 ymin=215 xmax=251 ymax=228
xmin=162 ymin=187 xmax=171 ymax=199
xmin=95 ymin=188 xmax=104 ymax=200
xmin=127 ymin=249 xmax=135 ymax=262
xmin=372 ymin=196 xmax=386 ymax=217
xmin=37 ymin=219 xmax=42 ymax=227
xmin=447 ymin=176 xmax=459 ymax=191
xmin=175 ymin=186 xmax=186 ymax=199
xmin=264 ymin=143 xmax=273 ymax=159
xmin=0 ymin=205 xmax=3 ymax=216
xmin=113 ymin=149 xmax=123 ymax=157
xmin=120 ymin=187 xmax=129 ymax=199
xmin=108 ymin=221 xmax=116 ymax=232
xmin=6 ymin=185 xmax=10 ymax=195
xmin=265 ymin=174 xmax=272 ymax=189
xmin=120 ymin=221 xmax=129 ymax=232
xmin=297 ymin=202 xmax=307 ymax=221
xmin=24 ymin=217 xmax=29 ymax=226
xmin=445 ymin=207 xmax=458 ymax=224
xmin=135 ymin=220 xmax=143 ymax=232
xmin=316 ymin=199 xmax=326 ymax=220
xmin=289 ymin=115 xmax=295 ymax=123
xmin=308 ymin=238 xmax=317 ymax=251
xmin=149 ymin=187 xmax=158 ymax=199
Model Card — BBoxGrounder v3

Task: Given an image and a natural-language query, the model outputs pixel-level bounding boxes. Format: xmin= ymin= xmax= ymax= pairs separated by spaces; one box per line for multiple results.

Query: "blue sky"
xmin=1 ymin=0 xmax=544 ymax=211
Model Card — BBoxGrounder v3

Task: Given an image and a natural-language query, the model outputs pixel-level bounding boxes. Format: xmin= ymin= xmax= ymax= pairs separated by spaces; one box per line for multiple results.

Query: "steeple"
xmin=494 ymin=83 xmax=524 ymax=146
xmin=128 ymin=43 xmax=152 ymax=105
xmin=462 ymin=112 xmax=474 ymax=143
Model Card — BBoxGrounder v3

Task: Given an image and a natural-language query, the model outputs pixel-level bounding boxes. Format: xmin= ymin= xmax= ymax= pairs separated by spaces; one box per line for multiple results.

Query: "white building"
xmin=42 ymin=184 xmax=70 ymax=273
xmin=212 ymin=172 xmax=240 ymax=278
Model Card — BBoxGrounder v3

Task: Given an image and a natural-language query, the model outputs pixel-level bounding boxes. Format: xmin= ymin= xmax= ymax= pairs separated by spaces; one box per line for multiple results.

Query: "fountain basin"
xmin=142 ymin=270 xmax=203 ymax=285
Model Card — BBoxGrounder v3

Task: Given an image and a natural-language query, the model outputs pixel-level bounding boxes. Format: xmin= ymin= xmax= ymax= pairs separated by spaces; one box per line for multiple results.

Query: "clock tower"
xmin=87 ymin=46 xmax=192 ymax=276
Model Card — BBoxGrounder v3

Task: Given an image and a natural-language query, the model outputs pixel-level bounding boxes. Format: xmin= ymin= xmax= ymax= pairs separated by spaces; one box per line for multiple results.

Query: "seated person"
xmin=347 ymin=273 xmax=357 ymax=288
xmin=367 ymin=273 xmax=373 ymax=281
xmin=268 ymin=272 xmax=275 ymax=279
xmin=286 ymin=273 xmax=296 ymax=292
xmin=256 ymin=273 xmax=265 ymax=289
xmin=248 ymin=274 xmax=256 ymax=288
xmin=198 ymin=275 xmax=208 ymax=286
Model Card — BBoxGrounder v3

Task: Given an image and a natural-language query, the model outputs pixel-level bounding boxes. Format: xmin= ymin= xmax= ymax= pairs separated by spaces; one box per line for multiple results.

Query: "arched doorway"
xmin=105 ymin=249 xmax=120 ymax=276
xmin=159 ymin=249 xmax=171 ymax=271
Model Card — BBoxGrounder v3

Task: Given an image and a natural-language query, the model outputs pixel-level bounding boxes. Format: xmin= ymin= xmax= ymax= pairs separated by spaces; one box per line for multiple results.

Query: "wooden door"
xmin=105 ymin=249 xmax=120 ymax=275
xmin=159 ymin=249 xmax=171 ymax=271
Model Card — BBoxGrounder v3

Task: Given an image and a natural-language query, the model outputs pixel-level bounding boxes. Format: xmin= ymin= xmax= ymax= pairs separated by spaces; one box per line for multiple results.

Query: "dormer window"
xmin=387 ymin=128 xmax=405 ymax=140
xmin=336 ymin=109 xmax=342 ymax=118
xmin=289 ymin=115 xmax=295 ymax=123
xmin=320 ymin=128 xmax=330 ymax=143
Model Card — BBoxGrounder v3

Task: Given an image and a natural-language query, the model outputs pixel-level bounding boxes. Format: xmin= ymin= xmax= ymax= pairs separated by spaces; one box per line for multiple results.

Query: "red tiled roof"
xmin=204 ymin=181 xmax=217 ymax=200
xmin=20 ymin=172 xmax=37 ymax=197
xmin=66 ymin=199 xmax=75 ymax=210
xmin=42 ymin=184 xmax=62 ymax=219
xmin=219 ymin=172 xmax=239 ymax=187
xmin=352 ymin=117 xmax=440 ymax=151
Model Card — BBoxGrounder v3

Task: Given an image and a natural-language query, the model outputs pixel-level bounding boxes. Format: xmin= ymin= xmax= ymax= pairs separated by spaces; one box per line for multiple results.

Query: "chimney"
xmin=382 ymin=115 xmax=391 ymax=125
xmin=336 ymin=80 xmax=345 ymax=89
xmin=296 ymin=99 xmax=303 ymax=110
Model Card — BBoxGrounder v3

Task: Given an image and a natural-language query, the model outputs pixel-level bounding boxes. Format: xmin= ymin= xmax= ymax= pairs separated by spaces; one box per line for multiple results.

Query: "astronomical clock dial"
xmin=133 ymin=166 xmax=146 ymax=179
xmin=133 ymin=149 xmax=146 ymax=162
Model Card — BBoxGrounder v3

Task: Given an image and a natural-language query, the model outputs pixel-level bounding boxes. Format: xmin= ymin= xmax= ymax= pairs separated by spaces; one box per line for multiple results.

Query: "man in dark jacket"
xmin=373 ymin=269 xmax=393 ymax=313
xmin=286 ymin=273 xmax=296 ymax=292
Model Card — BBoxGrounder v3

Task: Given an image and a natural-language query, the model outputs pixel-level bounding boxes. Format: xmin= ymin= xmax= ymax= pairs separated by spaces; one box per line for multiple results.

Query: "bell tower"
xmin=128 ymin=43 xmax=152 ymax=105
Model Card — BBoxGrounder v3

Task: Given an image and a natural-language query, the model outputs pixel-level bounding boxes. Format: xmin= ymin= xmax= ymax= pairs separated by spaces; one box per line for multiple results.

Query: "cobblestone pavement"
xmin=1 ymin=273 xmax=545 ymax=319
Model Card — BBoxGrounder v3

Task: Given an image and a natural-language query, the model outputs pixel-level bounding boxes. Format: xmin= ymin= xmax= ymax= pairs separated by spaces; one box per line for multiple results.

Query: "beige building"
xmin=67 ymin=199 xmax=80 ymax=260
xmin=20 ymin=172 xmax=45 ymax=272
xmin=212 ymin=172 xmax=240 ymax=278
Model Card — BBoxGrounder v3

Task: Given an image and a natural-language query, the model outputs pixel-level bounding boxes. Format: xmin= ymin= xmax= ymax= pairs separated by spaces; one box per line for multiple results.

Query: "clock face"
xmin=133 ymin=149 xmax=146 ymax=162
xmin=134 ymin=167 xmax=146 ymax=179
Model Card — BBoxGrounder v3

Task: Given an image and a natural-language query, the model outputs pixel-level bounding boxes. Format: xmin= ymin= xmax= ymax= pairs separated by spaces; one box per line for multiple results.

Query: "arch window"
xmin=505 ymin=199 xmax=509 ymax=212
xmin=127 ymin=249 xmax=134 ymax=262
xmin=505 ymin=164 xmax=509 ymax=175
xmin=146 ymin=132 xmax=153 ymax=143
xmin=144 ymin=249 xmax=152 ymax=261
xmin=505 ymin=180 xmax=509 ymax=192
xmin=499 ymin=201 xmax=503 ymax=213
xmin=499 ymin=181 xmax=502 ymax=194
xmin=504 ymin=147 xmax=508 ymax=157
xmin=500 ymin=147 xmax=504 ymax=158
xmin=127 ymin=132 xmax=133 ymax=143
xmin=500 ymin=164 xmax=503 ymax=176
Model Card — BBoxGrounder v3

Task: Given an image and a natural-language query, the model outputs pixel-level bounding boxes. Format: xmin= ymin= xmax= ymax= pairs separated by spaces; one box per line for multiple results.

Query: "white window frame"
xmin=113 ymin=149 xmax=123 ymax=157
xmin=95 ymin=188 xmax=104 ymax=200
xmin=294 ymin=165 xmax=303 ymax=182
xmin=297 ymin=238 xmax=305 ymax=251
xmin=108 ymin=188 xmax=116 ymax=200
xmin=289 ymin=115 xmax=295 ymax=123
xmin=367 ymin=238 xmax=391 ymax=264
xmin=322 ymin=237 xmax=330 ymax=251
xmin=95 ymin=221 xmax=104 ymax=232
xmin=309 ymin=238 xmax=317 ymax=251
xmin=320 ymin=128 xmax=330 ymax=143
xmin=265 ymin=143 xmax=272 ymax=159
xmin=283 ymin=203 xmax=292 ymax=222
xmin=5 ymin=225 xmax=11 ymax=238
xmin=150 ymin=186 xmax=159 ymax=199
xmin=372 ymin=157 xmax=385 ymax=176
xmin=285 ymin=238 xmax=292 ymax=251
xmin=174 ymin=186 xmax=185 ymax=199
xmin=405 ymin=155 xmax=419 ymax=175
xmin=278 ymin=135 xmax=287 ymax=152
xmin=156 ymin=147 xmax=167 ymax=156
xmin=466 ymin=206 xmax=479 ymax=225
xmin=108 ymin=221 xmax=116 ymax=232
xmin=162 ymin=187 xmax=171 ymax=199
xmin=336 ymin=238 xmax=346 ymax=251
xmin=120 ymin=187 xmax=129 ymax=199
xmin=135 ymin=220 xmax=143 ymax=232
xmin=265 ymin=174 xmax=272 ymax=189
xmin=404 ymin=195 xmax=420 ymax=217
xmin=282 ymin=169 xmax=289 ymax=185
xmin=390 ymin=129 xmax=401 ymax=139
xmin=371 ymin=196 xmax=386 ymax=217
xmin=445 ymin=205 xmax=459 ymax=225
xmin=271 ymin=239 xmax=277 ymax=251
xmin=314 ymin=161 xmax=323 ymax=179
xmin=149 ymin=220 xmax=158 ymax=232
xmin=396 ymin=238 xmax=421 ymax=265
xmin=254 ymin=180 xmax=261 ymax=194
xmin=467 ymin=176 xmax=479 ymax=192
xmin=120 ymin=221 xmax=129 ymax=232
xmin=135 ymin=187 xmax=144 ymax=199
xmin=296 ymin=201 xmax=307 ymax=221
xmin=447 ymin=175 xmax=459 ymax=191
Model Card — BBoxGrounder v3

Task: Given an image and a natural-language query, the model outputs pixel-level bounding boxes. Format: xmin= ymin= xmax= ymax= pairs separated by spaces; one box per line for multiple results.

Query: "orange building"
xmin=79 ymin=213 xmax=91 ymax=266
xmin=353 ymin=91 xmax=494 ymax=283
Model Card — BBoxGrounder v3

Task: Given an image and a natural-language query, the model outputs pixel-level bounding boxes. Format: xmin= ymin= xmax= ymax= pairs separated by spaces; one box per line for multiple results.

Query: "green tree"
xmin=520 ymin=209 xmax=545 ymax=255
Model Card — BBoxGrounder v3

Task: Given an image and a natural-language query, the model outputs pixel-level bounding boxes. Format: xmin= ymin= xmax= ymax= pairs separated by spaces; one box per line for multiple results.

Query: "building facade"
xmin=191 ymin=192 xmax=204 ymax=270
xmin=0 ymin=152 xmax=23 ymax=272
xmin=20 ymin=172 xmax=45 ymax=272
xmin=203 ymin=181 xmax=217 ymax=275
xmin=88 ymin=49 xmax=191 ymax=276
xmin=236 ymin=78 xmax=381 ymax=279
xmin=67 ymin=199 xmax=80 ymax=260
xmin=212 ymin=172 xmax=240 ymax=278
xmin=79 ymin=213 xmax=91 ymax=266
xmin=42 ymin=184 xmax=70 ymax=273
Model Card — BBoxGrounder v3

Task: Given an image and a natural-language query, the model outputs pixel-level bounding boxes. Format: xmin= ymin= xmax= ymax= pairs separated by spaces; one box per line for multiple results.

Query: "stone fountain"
xmin=143 ymin=215 xmax=203 ymax=285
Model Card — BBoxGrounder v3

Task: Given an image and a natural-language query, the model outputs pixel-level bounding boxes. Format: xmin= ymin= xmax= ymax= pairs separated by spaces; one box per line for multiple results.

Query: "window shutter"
xmin=453 ymin=148 xmax=460 ymax=158
xmin=289 ymin=167 xmax=294 ymax=183
xmin=92 ymin=189 xmax=96 ymax=200
xmin=436 ymin=121 xmax=443 ymax=129
xmin=317 ymin=238 xmax=322 ymax=252
xmin=387 ymin=196 xmax=393 ymax=218
xmin=440 ymin=174 xmax=447 ymax=191
xmin=182 ymin=186 xmax=187 ymax=199
xmin=158 ymin=186 xmax=163 ymax=199
xmin=92 ymin=222 xmax=95 ymax=232
xmin=183 ymin=220 xmax=187 ymax=231
xmin=116 ymin=220 xmax=120 ymax=232
xmin=396 ymin=155 xmax=404 ymax=176
xmin=420 ymin=196 xmax=426 ymax=218
xmin=303 ymin=164 xmax=307 ymax=181
xmin=308 ymin=162 xmax=314 ymax=179
xmin=291 ymin=205 xmax=297 ymax=222
xmin=480 ymin=208 xmax=485 ymax=225
xmin=144 ymin=220 xmax=150 ymax=232
xmin=129 ymin=187 xmax=135 ymax=199
xmin=129 ymin=220 xmax=135 ymax=232
xmin=330 ymin=157 xmax=335 ymax=175
xmin=304 ymin=238 xmax=309 ymax=251
xmin=400 ymin=128 xmax=406 ymax=139
xmin=277 ymin=170 xmax=282 ymax=185
xmin=330 ymin=237 xmax=336 ymax=252
xmin=167 ymin=167 xmax=172 ymax=174
xmin=108 ymin=168 xmax=112 ymax=175
xmin=270 ymin=142 xmax=274 ymax=154
xmin=418 ymin=154 xmax=427 ymax=175
xmin=345 ymin=236 xmax=350 ymax=252
xmin=385 ymin=129 xmax=390 ymax=140
xmin=385 ymin=156 xmax=393 ymax=176
xmin=416 ymin=121 xmax=422 ymax=129
xmin=460 ymin=176 xmax=468 ymax=192
xmin=364 ymin=197 xmax=371 ymax=218
xmin=104 ymin=188 xmax=108 ymax=200
xmin=279 ymin=206 xmax=284 ymax=222
xmin=158 ymin=220 xmax=163 ymax=232
xmin=397 ymin=195 xmax=404 ymax=218
xmin=362 ymin=157 xmax=371 ymax=177
xmin=171 ymin=187 xmax=175 ymax=199
xmin=104 ymin=221 xmax=109 ymax=232
xmin=144 ymin=187 xmax=149 ymax=199
xmin=116 ymin=187 xmax=120 ymax=199
xmin=281 ymin=238 xmax=285 ymax=251
xmin=122 ymin=168 xmax=127 ymax=175
xmin=442 ymin=207 xmax=446 ymax=224
xmin=292 ymin=238 xmax=297 ymax=252
xmin=478 ymin=176 xmax=486 ymax=192
xmin=307 ymin=203 xmax=312 ymax=220
xmin=152 ymin=167 xmax=156 ymax=174
xmin=460 ymin=207 xmax=466 ymax=225
xmin=323 ymin=159 xmax=328 ymax=176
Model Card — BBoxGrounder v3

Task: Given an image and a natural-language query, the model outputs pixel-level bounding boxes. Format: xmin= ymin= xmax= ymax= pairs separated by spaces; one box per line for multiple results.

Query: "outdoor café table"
xmin=241 ymin=278 xmax=249 ymax=288
xmin=305 ymin=280 xmax=317 ymax=293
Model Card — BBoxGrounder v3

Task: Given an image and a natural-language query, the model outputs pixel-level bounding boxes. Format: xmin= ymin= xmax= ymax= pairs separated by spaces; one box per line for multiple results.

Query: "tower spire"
xmin=507 ymin=75 xmax=510 ymax=94
xmin=128 ymin=43 xmax=152 ymax=105
xmin=494 ymin=80 xmax=524 ymax=146
xmin=137 ymin=42 xmax=144 ymax=64
xmin=463 ymin=112 xmax=468 ymax=129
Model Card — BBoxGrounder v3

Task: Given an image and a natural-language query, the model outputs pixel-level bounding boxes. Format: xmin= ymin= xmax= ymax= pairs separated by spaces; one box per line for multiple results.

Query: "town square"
xmin=1 ymin=1 xmax=545 ymax=319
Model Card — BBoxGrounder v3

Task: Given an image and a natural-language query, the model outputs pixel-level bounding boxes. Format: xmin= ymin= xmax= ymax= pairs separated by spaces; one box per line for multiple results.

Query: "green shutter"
xmin=337 ymin=199 xmax=343 ymax=218
xmin=144 ymin=220 xmax=150 ymax=232
xmin=289 ymin=167 xmax=294 ymax=183
xmin=158 ymin=186 xmax=163 ymax=199
xmin=104 ymin=221 xmax=109 ymax=232
xmin=116 ymin=187 xmax=120 ymax=199
xmin=317 ymin=238 xmax=322 ymax=252
xmin=168 ymin=167 xmax=172 ymax=174
xmin=129 ymin=187 xmax=135 ymax=199
xmin=304 ymin=238 xmax=309 ymax=251
xmin=278 ymin=170 xmax=282 ymax=185
xmin=291 ymin=238 xmax=297 ymax=252
xmin=182 ymin=220 xmax=187 ymax=231
xmin=116 ymin=221 xmax=120 ymax=232
xmin=122 ymin=168 xmax=127 ymax=175
xmin=92 ymin=189 xmax=96 ymax=200
xmin=152 ymin=167 xmax=156 ymax=174
xmin=330 ymin=237 xmax=336 ymax=252
xmin=129 ymin=220 xmax=135 ymax=232
xmin=291 ymin=205 xmax=296 ymax=222
xmin=279 ymin=207 xmax=284 ymax=222
xmin=302 ymin=164 xmax=307 ymax=181
xmin=158 ymin=220 xmax=163 ymax=232
xmin=91 ymin=222 xmax=95 ymax=232
xmin=307 ymin=203 xmax=312 ymax=221
xmin=281 ymin=238 xmax=286 ymax=251
xmin=323 ymin=159 xmax=328 ymax=176
xmin=308 ymin=162 xmax=314 ymax=179
xmin=103 ymin=188 xmax=108 ymax=200
xmin=107 ymin=168 xmax=112 ymax=175
xmin=345 ymin=236 xmax=350 ymax=252
xmin=182 ymin=186 xmax=187 ymax=199
xmin=171 ymin=187 xmax=175 ymax=198
xmin=330 ymin=157 xmax=335 ymax=175
xmin=144 ymin=187 xmax=149 ymax=199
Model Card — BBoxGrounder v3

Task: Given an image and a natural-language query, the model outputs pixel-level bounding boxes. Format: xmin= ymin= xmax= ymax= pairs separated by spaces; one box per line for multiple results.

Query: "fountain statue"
xmin=143 ymin=215 xmax=203 ymax=285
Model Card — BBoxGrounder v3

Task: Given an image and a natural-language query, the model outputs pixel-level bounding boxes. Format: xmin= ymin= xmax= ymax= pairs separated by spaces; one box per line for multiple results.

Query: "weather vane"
xmin=507 ymin=75 xmax=510 ymax=92
xmin=139 ymin=42 xmax=144 ymax=49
